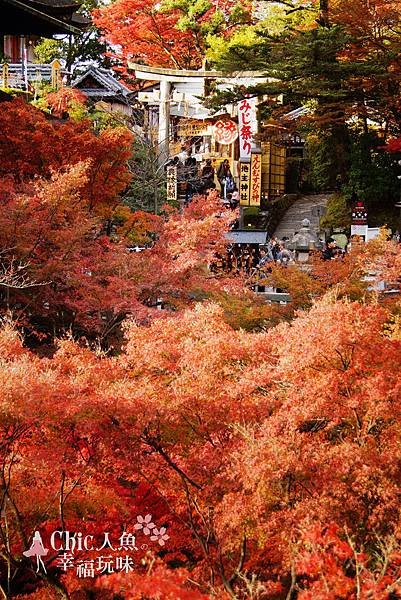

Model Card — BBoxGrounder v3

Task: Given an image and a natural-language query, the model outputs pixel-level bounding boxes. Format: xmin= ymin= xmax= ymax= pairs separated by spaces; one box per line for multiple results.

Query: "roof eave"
xmin=3 ymin=0 xmax=81 ymax=34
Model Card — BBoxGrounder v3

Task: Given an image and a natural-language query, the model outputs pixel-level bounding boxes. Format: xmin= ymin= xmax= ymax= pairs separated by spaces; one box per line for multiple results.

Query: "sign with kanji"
xmin=239 ymin=159 xmax=251 ymax=206
xmin=238 ymin=98 xmax=257 ymax=158
xmin=250 ymin=150 xmax=262 ymax=206
xmin=177 ymin=120 xmax=210 ymax=137
xmin=351 ymin=201 xmax=368 ymax=225
xmin=166 ymin=166 xmax=177 ymax=202
xmin=212 ymin=120 xmax=238 ymax=145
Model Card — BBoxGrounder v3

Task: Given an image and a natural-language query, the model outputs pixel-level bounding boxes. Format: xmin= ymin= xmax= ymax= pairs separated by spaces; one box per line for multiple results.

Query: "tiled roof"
xmin=72 ymin=66 xmax=134 ymax=100
xmin=30 ymin=0 xmax=80 ymax=7
xmin=283 ymin=106 xmax=310 ymax=121
xmin=1 ymin=0 xmax=84 ymax=34
xmin=225 ymin=230 xmax=269 ymax=245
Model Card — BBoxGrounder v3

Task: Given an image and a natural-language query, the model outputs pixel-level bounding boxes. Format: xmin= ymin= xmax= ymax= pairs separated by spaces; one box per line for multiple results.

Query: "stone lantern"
xmin=290 ymin=218 xmax=319 ymax=263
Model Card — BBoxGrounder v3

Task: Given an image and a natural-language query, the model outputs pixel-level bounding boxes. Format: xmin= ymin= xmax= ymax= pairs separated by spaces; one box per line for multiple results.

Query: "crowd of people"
xmin=210 ymin=235 xmax=352 ymax=280
xmin=165 ymin=155 xmax=239 ymax=206
xmin=211 ymin=238 xmax=295 ymax=276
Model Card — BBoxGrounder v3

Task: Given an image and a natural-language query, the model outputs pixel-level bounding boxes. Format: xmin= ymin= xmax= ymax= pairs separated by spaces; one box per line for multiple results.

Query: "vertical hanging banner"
xmin=23 ymin=44 xmax=28 ymax=91
xmin=250 ymin=150 xmax=262 ymax=207
xmin=239 ymin=159 xmax=251 ymax=206
xmin=166 ymin=165 xmax=178 ymax=202
xmin=238 ymin=98 xmax=258 ymax=159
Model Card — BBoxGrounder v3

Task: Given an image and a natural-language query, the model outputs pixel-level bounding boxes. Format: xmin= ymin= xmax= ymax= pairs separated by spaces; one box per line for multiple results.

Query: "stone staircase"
xmin=273 ymin=193 xmax=332 ymax=241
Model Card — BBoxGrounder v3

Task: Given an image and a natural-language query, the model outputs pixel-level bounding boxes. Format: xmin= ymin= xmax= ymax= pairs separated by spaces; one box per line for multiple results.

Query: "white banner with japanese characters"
xmin=166 ymin=165 xmax=178 ymax=202
xmin=238 ymin=98 xmax=258 ymax=159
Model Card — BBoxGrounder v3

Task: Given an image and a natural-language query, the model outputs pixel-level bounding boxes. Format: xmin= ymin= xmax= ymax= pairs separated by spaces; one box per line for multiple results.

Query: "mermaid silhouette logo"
xmin=23 ymin=531 xmax=49 ymax=573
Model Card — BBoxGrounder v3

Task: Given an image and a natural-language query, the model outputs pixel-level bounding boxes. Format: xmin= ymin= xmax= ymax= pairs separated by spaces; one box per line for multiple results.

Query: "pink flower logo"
xmin=134 ymin=514 xmax=155 ymax=536
xmin=150 ymin=527 xmax=170 ymax=546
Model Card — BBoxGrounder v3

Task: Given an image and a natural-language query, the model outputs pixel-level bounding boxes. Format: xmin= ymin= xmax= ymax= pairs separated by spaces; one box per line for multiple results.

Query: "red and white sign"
xmin=351 ymin=201 xmax=368 ymax=225
xmin=212 ymin=119 xmax=238 ymax=145
xmin=238 ymin=98 xmax=257 ymax=158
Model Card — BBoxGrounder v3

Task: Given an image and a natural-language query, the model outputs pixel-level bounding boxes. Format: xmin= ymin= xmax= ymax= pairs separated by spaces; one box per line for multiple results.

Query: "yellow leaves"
xmin=384 ymin=309 xmax=401 ymax=340
xmin=38 ymin=161 xmax=90 ymax=207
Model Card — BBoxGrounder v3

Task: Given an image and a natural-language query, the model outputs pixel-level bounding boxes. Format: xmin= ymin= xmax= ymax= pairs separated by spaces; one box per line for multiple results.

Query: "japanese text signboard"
xmin=177 ymin=120 xmax=210 ymax=137
xmin=238 ymin=98 xmax=257 ymax=158
xmin=249 ymin=150 xmax=262 ymax=206
xmin=239 ymin=159 xmax=251 ymax=206
xmin=166 ymin=165 xmax=177 ymax=202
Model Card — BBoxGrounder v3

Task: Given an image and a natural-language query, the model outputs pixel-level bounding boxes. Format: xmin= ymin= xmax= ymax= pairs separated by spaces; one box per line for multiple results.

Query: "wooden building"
xmin=72 ymin=66 xmax=136 ymax=116
xmin=129 ymin=61 xmax=288 ymax=208
xmin=1 ymin=0 xmax=84 ymax=59
xmin=0 ymin=0 xmax=87 ymax=90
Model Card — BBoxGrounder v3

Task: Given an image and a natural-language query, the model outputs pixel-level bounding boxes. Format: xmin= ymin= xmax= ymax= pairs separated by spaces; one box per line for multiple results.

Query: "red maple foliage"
xmin=0 ymin=163 xmax=143 ymax=339
xmin=0 ymin=98 xmax=133 ymax=217
xmin=45 ymin=88 xmax=88 ymax=118
xmin=0 ymin=255 xmax=400 ymax=598
xmin=331 ymin=0 xmax=401 ymax=129
xmin=2 ymin=94 xmax=401 ymax=600
xmin=94 ymin=0 xmax=252 ymax=71
xmin=0 ymin=153 xmax=242 ymax=341
xmin=94 ymin=0 xmax=201 ymax=69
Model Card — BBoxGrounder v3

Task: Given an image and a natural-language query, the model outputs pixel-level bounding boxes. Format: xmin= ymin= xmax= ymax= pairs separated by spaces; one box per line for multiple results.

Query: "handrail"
xmin=0 ymin=59 xmax=63 ymax=90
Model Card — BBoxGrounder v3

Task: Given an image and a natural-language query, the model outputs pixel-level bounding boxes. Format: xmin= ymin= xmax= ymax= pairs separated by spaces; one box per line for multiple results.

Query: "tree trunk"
xmin=319 ymin=0 xmax=330 ymax=27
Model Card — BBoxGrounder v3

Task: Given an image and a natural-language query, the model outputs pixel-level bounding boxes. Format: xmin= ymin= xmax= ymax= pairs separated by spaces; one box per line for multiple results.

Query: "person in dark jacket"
xmin=201 ymin=158 xmax=216 ymax=192
xmin=322 ymin=237 xmax=337 ymax=260
xmin=216 ymin=159 xmax=234 ymax=199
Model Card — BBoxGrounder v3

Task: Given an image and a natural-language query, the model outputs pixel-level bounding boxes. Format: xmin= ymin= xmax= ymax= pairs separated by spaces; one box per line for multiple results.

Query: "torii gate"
xmin=128 ymin=61 xmax=268 ymax=165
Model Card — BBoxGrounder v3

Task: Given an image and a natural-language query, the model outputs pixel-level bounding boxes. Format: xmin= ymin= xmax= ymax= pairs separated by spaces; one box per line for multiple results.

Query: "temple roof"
xmin=72 ymin=66 xmax=134 ymax=101
xmin=225 ymin=231 xmax=269 ymax=245
xmin=1 ymin=0 xmax=87 ymax=35
xmin=32 ymin=0 xmax=81 ymax=7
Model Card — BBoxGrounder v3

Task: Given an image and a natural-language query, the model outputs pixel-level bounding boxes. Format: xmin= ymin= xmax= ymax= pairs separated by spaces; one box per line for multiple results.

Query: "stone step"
xmin=273 ymin=194 xmax=332 ymax=241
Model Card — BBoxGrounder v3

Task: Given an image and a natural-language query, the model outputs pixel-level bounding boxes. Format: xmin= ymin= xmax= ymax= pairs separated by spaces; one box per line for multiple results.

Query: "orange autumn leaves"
xmin=1 ymin=285 xmax=401 ymax=598
xmin=0 ymin=98 xmax=133 ymax=217
xmin=0 ymin=99 xmax=243 ymax=337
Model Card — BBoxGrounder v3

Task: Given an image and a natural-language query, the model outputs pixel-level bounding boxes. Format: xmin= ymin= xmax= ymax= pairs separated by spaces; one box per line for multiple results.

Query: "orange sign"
xmin=213 ymin=120 xmax=238 ymax=145
xmin=250 ymin=151 xmax=262 ymax=206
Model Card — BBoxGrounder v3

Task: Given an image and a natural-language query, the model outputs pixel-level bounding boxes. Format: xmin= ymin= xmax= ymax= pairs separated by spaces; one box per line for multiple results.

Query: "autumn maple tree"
xmin=0 ymin=98 xmax=133 ymax=219
xmin=94 ymin=0 xmax=251 ymax=70
xmin=1 ymin=99 xmax=401 ymax=599
xmin=0 ymin=248 xmax=400 ymax=598
xmin=0 ymin=99 xmax=242 ymax=342
xmin=1 ymin=29 xmax=401 ymax=597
